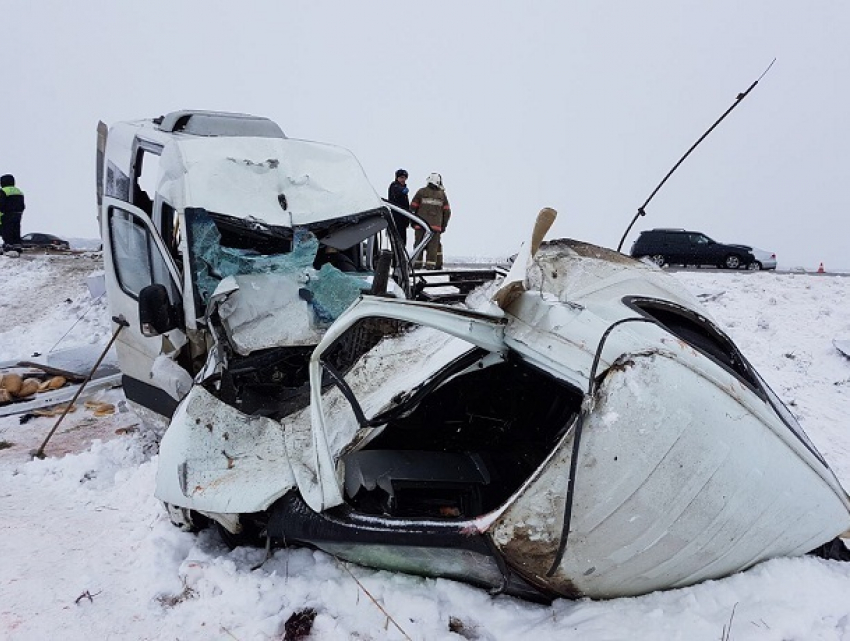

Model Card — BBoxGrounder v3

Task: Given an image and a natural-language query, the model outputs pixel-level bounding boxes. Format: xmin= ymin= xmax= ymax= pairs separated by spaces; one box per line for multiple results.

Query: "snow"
xmin=3 ymin=253 xmax=850 ymax=640
xmin=157 ymin=134 xmax=383 ymax=227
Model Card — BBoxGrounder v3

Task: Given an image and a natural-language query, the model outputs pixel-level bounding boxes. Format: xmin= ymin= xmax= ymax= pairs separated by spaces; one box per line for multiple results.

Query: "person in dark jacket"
xmin=387 ymin=168 xmax=410 ymax=246
xmin=410 ymin=172 xmax=451 ymax=270
xmin=0 ymin=174 xmax=25 ymax=251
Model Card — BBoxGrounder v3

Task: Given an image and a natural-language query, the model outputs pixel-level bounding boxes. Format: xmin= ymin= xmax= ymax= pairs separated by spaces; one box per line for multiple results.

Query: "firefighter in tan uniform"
xmin=410 ymin=172 xmax=451 ymax=270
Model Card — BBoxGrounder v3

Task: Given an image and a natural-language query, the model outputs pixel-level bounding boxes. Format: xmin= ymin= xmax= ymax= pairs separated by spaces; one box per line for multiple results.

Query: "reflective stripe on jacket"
xmin=410 ymin=185 xmax=451 ymax=230
xmin=0 ymin=185 xmax=25 ymax=216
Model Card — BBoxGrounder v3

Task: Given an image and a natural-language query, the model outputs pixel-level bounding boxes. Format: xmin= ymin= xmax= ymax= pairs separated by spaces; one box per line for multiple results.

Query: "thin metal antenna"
xmin=616 ymin=59 xmax=776 ymax=253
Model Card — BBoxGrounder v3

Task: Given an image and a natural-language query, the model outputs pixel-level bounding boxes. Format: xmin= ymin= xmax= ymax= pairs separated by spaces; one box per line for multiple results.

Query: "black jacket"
xmin=0 ymin=175 xmax=25 ymax=215
xmin=388 ymin=180 xmax=410 ymax=211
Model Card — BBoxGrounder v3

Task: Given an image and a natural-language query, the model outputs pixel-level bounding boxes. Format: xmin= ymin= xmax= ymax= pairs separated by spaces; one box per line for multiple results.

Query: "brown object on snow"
xmin=86 ymin=401 xmax=115 ymax=416
xmin=0 ymin=389 xmax=12 ymax=404
xmin=114 ymin=425 xmax=138 ymax=435
xmin=17 ymin=378 xmax=42 ymax=398
xmin=1 ymin=373 xmax=23 ymax=396
xmin=36 ymin=376 xmax=66 ymax=392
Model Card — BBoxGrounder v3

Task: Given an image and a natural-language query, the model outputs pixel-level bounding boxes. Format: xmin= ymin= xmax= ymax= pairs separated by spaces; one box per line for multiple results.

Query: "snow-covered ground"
xmin=2 ymin=252 xmax=850 ymax=640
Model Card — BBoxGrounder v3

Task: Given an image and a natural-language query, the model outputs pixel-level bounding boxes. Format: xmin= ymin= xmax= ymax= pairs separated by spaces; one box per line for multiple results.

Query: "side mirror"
xmin=139 ymin=284 xmax=180 ymax=337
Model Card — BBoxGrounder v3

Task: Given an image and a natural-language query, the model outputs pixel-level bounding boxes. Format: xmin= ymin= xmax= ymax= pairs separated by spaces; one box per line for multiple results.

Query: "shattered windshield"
xmin=186 ymin=208 xmax=372 ymax=326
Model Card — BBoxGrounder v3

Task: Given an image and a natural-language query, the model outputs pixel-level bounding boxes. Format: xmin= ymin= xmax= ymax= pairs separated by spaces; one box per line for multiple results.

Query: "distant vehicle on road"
xmin=748 ymin=247 xmax=777 ymax=271
xmin=630 ymin=228 xmax=756 ymax=269
xmin=20 ymin=233 xmax=70 ymax=251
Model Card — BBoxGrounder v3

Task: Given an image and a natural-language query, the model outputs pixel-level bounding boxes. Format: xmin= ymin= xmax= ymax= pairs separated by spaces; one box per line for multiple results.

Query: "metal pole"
xmin=616 ymin=60 xmax=775 ymax=253
xmin=33 ymin=315 xmax=129 ymax=459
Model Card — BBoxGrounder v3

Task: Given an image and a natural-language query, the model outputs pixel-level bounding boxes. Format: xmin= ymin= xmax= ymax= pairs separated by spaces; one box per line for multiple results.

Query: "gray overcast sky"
xmin=4 ymin=1 xmax=849 ymax=269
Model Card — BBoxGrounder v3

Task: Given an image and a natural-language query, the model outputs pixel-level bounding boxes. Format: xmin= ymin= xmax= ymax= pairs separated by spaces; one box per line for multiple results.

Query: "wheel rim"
xmin=725 ymin=255 xmax=741 ymax=269
xmin=747 ymin=261 xmax=761 ymax=271
xmin=651 ymin=254 xmax=665 ymax=267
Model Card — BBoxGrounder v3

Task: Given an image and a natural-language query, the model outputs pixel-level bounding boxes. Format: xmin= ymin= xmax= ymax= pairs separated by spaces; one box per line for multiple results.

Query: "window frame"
xmin=107 ymin=205 xmax=181 ymax=304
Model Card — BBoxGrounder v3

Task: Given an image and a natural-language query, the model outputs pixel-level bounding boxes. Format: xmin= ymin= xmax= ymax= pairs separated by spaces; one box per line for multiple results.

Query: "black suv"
xmin=630 ymin=228 xmax=755 ymax=269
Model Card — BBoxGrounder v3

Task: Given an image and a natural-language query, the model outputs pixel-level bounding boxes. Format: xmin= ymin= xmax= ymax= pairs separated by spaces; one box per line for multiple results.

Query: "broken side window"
xmin=133 ymin=146 xmax=161 ymax=215
xmin=630 ymin=300 xmax=760 ymax=390
xmin=160 ymin=202 xmax=182 ymax=265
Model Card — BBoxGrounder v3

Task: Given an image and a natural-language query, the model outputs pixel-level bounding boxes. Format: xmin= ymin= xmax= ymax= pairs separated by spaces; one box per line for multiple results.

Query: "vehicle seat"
xmin=343 ymin=450 xmax=491 ymax=518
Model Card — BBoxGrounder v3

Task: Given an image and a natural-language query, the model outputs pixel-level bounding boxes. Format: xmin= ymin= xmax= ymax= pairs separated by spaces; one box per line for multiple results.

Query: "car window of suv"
xmin=689 ymin=234 xmax=710 ymax=245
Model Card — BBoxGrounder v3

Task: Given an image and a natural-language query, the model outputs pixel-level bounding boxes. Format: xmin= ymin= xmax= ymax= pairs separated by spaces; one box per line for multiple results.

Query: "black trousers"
xmin=1 ymin=212 xmax=22 ymax=246
xmin=413 ymin=227 xmax=443 ymax=269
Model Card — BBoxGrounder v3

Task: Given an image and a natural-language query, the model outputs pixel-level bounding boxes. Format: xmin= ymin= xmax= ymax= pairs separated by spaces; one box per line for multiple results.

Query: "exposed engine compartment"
xmin=214 ymin=345 xmax=314 ymax=419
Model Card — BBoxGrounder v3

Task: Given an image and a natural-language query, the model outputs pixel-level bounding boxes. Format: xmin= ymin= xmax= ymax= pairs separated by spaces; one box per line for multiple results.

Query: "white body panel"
xmin=492 ymin=351 xmax=850 ymax=598
xmin=157 ymin=136 xmax=382 ymax=227
xmin=99 ymin=198 xmax=188 ymax=397
xmin=212 ymin=274 xmax=324 ymax=353
xmin=156 ymin=385 xmax=296 ymax=513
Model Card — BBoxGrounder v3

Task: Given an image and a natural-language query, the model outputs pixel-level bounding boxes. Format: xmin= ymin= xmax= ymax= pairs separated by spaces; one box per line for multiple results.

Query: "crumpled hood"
xmin=210 ymin=273 xmax=324 ymax=354
xmin=158 ymin=136 xmax=382 ymax=226
xmin=208 ymin=268 xmax=373 ymax=356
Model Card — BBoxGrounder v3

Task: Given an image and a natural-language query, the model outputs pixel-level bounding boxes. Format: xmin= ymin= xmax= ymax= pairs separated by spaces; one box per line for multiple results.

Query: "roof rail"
xmin=156 ymin=110 xmax=286 ymax=138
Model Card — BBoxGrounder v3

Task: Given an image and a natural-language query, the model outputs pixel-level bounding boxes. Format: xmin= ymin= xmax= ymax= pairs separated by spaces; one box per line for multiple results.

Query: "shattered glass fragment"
xmin=188 ymin=209 xmax=369 ymax=327
xmin=306 ymin=264 xmax=369 ymax=324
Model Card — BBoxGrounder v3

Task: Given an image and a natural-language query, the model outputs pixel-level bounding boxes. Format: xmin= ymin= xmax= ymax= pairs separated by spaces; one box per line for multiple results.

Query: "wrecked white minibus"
xmin=98 ymin=113 xmax=850 ymax=601
xmin=96 ymin=110 xmax=433 ymax=431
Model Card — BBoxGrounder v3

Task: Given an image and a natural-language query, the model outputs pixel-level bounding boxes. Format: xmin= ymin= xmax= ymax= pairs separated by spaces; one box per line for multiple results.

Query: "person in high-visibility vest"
xmin=0 ymin=174 xmax=25 ymax=251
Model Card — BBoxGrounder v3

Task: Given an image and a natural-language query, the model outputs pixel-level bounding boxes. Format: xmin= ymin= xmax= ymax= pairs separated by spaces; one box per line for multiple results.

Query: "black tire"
xmin=216 ymin=516 xmax=266 ymax=549
xmin=723 ymin=254 xmax=742 ymax=270
xmin=747 ymin=261 xmax=762 ymax=271
xmin=164 ymin=503 xmax=209 ymax=532
xmin=650 ymin=254 xmax=666 ymax=267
